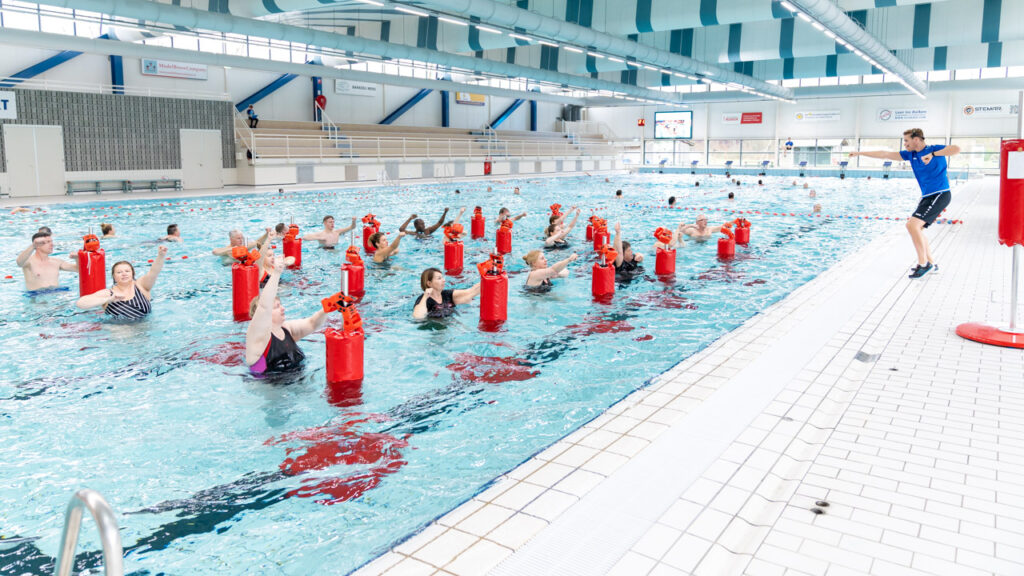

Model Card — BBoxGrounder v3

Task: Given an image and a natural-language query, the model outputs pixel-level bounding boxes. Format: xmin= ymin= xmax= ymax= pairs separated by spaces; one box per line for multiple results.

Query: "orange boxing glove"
xmin=654 ymin=227 xmax=673 ymax=245
xmin=82 ymin=233 xmax=100 ymax=252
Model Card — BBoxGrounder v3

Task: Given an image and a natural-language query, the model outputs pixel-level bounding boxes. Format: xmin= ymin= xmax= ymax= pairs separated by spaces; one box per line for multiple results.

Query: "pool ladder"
xmin=53 ymin=489 xmax=124 ymax=576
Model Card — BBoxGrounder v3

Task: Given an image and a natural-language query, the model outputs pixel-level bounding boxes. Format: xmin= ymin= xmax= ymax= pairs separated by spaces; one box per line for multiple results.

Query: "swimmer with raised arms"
xmin=17 ymin=230 xmax=79 ymax=291
xmin=612 ymin=222 xmax=644 ymax=281
xmin=412 ymin=267 xmax=481 ymax=319
xmin=400 ymin=208 xmax=449 ymax=238
xmin=76 ymin=245 xmax=167 ymax=320
xmin=680 ymin=214 xmax=722 ymax=242
xmin=544 ymin=208 xmax=581 ymax=248
xmin=245 ymin=255 xmax=328 ymax=374
xmin=303 ymin=215 xmax=357 ymax=249
xmin=523 ymin=251 xmax=578 ymax=292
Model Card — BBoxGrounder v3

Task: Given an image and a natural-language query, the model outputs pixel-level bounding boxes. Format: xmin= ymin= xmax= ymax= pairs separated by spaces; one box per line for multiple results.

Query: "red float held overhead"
xmin=592 ymin=245 xmax=617 ymax=297
xmin=282 ymin=224 xmax=302 ymax=269
xmin=230 ymin=246 xmax=261 ymax=321
xmin=496 ymin=219 xmax=513 ymax=254
xmin=323 ymin=292 xmax=364 ymax=384
xmin=342 ymin=246 xmax=365 ymax=296
xmin=471 ymin=207 xmax=485 ymax=239
xmin=76 ymin=233 xmax=106 ymax=298
xmin=590 ymin=216 xmax=609 ymax=251
xmin=362 ymin=213 xmax=381 ymax=254
xmin=443 ymin=224 xmax=465 ymax=274
xmin=477 ymin=253 xmax=508 ymax=324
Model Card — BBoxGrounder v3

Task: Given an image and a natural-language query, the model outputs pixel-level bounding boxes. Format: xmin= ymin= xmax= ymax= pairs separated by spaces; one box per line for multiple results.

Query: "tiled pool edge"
xmin=350 ymin=182 xmax=980 ymax=576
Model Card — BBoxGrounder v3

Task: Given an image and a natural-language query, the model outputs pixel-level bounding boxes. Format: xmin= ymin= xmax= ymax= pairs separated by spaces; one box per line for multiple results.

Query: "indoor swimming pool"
xmin=0 ymin=173 xmax=923 ymax=575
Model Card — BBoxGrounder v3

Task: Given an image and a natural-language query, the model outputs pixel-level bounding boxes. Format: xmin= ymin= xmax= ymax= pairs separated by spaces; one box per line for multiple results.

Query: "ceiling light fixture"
xmin=563 ymin=46 xmax=584 ymax=53
xmin=475 ymin=25 xmax=502 ymax=34
xmin=508 ymin=33 xmax=533 ymax=41
xmin=353 ymin=0 xmax=384 ymax=5
xmin=394 ymin=5 xmax=429 ymax=16
xmin=438 ymin=16 xmax=467 ymax=26
xmin=538 ymin=40 xmax=559 ymax=47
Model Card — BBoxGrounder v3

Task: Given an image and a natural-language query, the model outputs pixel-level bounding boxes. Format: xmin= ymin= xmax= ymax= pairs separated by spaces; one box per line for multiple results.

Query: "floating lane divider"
xmin=622 ymin=203 xmax=963 ymax=225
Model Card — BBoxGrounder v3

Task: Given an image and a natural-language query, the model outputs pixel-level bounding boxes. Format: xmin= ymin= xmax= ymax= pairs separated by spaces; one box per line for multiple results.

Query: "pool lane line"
xmin=621 ymin=203 xmax=963 ymax=225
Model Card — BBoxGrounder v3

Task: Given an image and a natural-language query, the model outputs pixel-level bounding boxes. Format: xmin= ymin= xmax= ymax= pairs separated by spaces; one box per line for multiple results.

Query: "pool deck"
xmin=355 ymin=176 xmax=1024 ymax=576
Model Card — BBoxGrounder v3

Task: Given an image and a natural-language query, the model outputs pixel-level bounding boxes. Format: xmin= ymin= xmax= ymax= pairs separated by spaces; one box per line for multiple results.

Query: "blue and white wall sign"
xmin=0 ymin=91 xmax=16 ymax=119
xmin=877 ymin=108 xmax=928 ymax=122
xmin=962 ymin=104 xmax=1019 ymax=118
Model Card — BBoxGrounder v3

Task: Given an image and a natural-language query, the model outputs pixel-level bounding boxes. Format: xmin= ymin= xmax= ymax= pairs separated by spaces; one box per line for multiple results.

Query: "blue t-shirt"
xmin=900 ymin=144 xmax=949 ymax=196
xmin=247 ymin=108 xmax=257 ymax=119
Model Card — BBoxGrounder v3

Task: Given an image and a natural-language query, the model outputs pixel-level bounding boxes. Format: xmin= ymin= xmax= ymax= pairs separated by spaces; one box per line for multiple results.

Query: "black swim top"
xmin=614 ymin=256 xmax=643 ymax=281
xmin=525 ymin=276 xmax=553 ymax=293
xmin=104 ymin=285 xmax=152 ymax=320
xmin=546 ymin=240 xmax=569 ymax=250
xmin=415 ymin=288 xmax=456 ymax=318
xmin=250 ymin=328 xmax=305 ymax=375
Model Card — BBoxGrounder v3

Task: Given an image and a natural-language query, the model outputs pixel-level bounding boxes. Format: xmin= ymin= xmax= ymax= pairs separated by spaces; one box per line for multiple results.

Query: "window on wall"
xmin=708 ymin=139 xmax=741 ymax=168
xmin=643 ymin=140 xmax=673 ymax=165
xmin=839 ymin=75 xmax=860 ymax=85
xmin=199 ymin=37 xmax=222 ymax=54
xmin=40 ymin=7 xmax=74 ymax=36
xmin=954 ymin=68 xmax=981 ymax=80
xmin=1009 ymin=66 xmax=1024 ymax=78
xmin=862 ymin=74 xmax=883 ymax=84
xmin=928 ymin=70 xmax=951 ymax=82
xmin=741 ymin=139 xmax=774 ymax=167
xmin=817 ymin=138 xmax=851 ymax=166
xmin=3 ymin=1 xmax=40 ymax=31
xmin=856 ymin=138 xmax=902 ymax=168
xmin=676 ymin=139 xmax=706 ymax=168
xmin=950 ymin=137 xmax=1002 ymax=172
xmin=980 ymin=67 xmax=1007 ymax=79
xmin=224 ymin=34 xmax=248 ymax=57
xmin=782 ymin=79 xmax=800 ymax=88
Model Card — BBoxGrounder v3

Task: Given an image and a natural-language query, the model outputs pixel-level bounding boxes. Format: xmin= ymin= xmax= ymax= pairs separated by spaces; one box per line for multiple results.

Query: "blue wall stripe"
xmin=440 ymin=90 xmax=450 ymax=127
xmin=260 ymin=0 xmax=281 ymax=13
xmin=529 ymin=99 xmax=537 ymax=132
xmin=416 ymin=16 xmax=438 ymax=50
xmin=727 ymin=23 xmax=742 ymax=63
xmin=380 ymin=20 xmax=390 ymax=42
xmin=540 ymin=45 xmax=559 ymax=71
xmin=585 ymin=53 xmax=598 ymax=74
xmin=849 ymin=10 xmax=867 ymax=27
xmin=506 ymin=47 xmax=516 ymax=64
xmin=0 ymin=47 xmax=86 ymax=88
xmin=779 ymin=18 xmax=794 ymax=60
xmin=662 ymin=72 xmax=672 ymax=86
xmin=380 ymin=88 xmax=432 ymax=125
xmin=836 ymin=41 xmax=849 ymax=54
xmin=783 ymin=58 xmax=794 ymax=79
xmin=311 ymin=76 xmax=322 ymax=122
xmin=933 ymin=46 xmax=947 ymax=70
xmin=981 ymin=0 xmax=1001 ymax=43
xmin=988 ymin=42 xmax=1002 ymax=67
xmin=468 ymin=22 xmax=482 ymax=51
xmin=699 ymin=0 xmax=718 ymax=26
xmin=825 ymin=55 xmax=837 ymax=77
xmin=236 ymin=73 xmax=299 ymax=111
xmin=912 ymin=4 xmax=930 ymax=49
xmin=636 ymin=0 xmax=654 ymax=33
xmin=770 ymin=1 xmax=787 ymax=19
xmin=579 ymin=0 xmax=593 ymax=27
xmin=516 ymin=0 xmax=528 ymax=7
xmin=734 ymin=62 xmax=743 ymax=73
xmin=620 ymin=68 xmax=637 ymax=86
xmin=566 ymin=0 xmax=581 ymax=24
xmin=874 ymin=0 xmax=897 ymax=6
xmin=669 ymin=28 xmax=694 ymax=57
xmin=744 ymin=61 xmax=753 ymax=76
xmin=109 ymin=55 xmax=124 ymax=95
xmin=490 ymin=99 xmax=525 ymax=129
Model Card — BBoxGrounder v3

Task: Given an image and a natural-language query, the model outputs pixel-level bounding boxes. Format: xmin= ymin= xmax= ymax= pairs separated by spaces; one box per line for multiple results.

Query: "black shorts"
xmin=912 ymin=191 xmax=951 ymax=228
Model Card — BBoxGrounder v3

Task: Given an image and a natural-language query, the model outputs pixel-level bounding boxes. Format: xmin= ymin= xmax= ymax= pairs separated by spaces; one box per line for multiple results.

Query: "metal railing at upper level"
xmin=236 ymin=131 xmax=626 ymax=162
xmin=557 ymin=120 xmax=618 ymax=139
xmin=54 ymin=489 xmax=123 ymax=576
xmin=0 ymin=76 xmax=230 ymax=101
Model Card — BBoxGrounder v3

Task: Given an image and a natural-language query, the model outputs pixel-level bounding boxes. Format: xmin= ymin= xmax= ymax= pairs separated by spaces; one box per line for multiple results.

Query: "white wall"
xmin=0 ymin=44 xmax=562 ymax=132
xmin=587 ymin=88 xmax=1024 ymax=142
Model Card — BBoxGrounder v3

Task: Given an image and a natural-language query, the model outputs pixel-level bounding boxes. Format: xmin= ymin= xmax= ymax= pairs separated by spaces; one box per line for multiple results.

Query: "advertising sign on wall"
xmin=794 ymin=110 xmax=840 ymax=122
xmin=0 ymin=91 xmax=16 ymax=119
xmin=140 ymin=59 xmax=208 ymax=80
xmin=962 ymin=104 xmax=1020 ymax=118
xmin=455 ymin=92 xmax=486 ymax=106
xmin=722 ymin=112 xmax=762 ymax=125
xmin=877 ymin=108 xmax=928 ymax=122
xmin=334 ymin=79 xmax=379 ymax=97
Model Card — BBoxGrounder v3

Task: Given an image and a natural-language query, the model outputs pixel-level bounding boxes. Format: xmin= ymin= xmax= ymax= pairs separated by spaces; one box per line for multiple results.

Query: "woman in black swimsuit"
xmin=612 ymin=222 xmax=645 ymax=282
xmin=76 ymin=245 xmax=167 ymax=320
xmin=245 ymin=255 xmax=328 ymax=375
xmin=523 ymin=250 xmax=578 ymax=291
xmin=544 ymin=208 xmax=581 ymax=248
xmin=412 ymin=267 xmax=480 ymax=319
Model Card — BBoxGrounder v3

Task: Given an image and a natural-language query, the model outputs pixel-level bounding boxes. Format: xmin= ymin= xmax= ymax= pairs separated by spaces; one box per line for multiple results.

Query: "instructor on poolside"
xmin=850 ymin=128 xmax=960 ymax=279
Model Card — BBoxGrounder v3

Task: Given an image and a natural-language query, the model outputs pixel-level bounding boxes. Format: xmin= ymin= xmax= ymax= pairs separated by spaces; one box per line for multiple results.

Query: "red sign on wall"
xmin=638 ymin=118 xmax=646 ymax=126
xmin=740 ymin=112 xmax=763 ymax=124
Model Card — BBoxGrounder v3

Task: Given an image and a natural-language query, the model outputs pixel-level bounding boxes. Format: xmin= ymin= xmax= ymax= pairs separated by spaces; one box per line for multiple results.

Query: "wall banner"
xmin=877 ymin=108 xmax=927 ymax=122
xmin=794 ymin=110 xmax=840 ymax=122
xmin=335 ymin=79 xmax=379 ymax=97
xmin=961 ymin=104 xmax=1020 ymax=118
xmin=0 ymin=91 xmax=16 ymax=119
xmin=455 ymin=92 xmax=486 ymax=106
xmin=140 ymin=59 xmax=208 ymax=80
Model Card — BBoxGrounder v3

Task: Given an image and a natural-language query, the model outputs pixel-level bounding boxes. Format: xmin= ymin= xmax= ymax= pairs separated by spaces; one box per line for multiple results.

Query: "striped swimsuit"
xmin=105 ymin=285 xmax=152 ymax=320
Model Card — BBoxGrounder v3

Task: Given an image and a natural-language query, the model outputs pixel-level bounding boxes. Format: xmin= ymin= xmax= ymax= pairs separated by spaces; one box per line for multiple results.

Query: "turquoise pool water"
xmin=0 ymin=174 xmax=921 ymax=575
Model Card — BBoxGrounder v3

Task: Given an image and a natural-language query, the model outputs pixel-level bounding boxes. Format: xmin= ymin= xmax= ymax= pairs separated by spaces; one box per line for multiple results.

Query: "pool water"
xmin=0 ymin=174 xmax=920 ymax=575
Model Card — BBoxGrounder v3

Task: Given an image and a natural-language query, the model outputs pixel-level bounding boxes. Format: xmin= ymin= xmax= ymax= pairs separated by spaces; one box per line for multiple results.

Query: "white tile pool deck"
xmin=355 ymin=176 xmax=1024 ymax=576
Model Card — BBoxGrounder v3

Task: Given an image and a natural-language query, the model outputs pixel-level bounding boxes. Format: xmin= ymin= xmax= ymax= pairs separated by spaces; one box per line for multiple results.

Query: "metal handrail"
xmin=233 ymin=109 xmax=256 ymax=159
xmin=53 ymin=489 xmax=123 ymax=576
xmin=0 ymin=76 xmax=229 ymax=101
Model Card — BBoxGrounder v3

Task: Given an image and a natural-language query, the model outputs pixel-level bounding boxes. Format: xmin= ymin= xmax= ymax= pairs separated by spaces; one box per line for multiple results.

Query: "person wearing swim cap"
xmin=612 ymin=222 xmax=644 ymax=282
xmin=523 ymin=251 xmax=578 ymax=292
xmin=17 ymin=230 xmax=79 ymax=291
xmin=851 ymin=128 xmax=960 ymax=278
xmin=76 ymin=245 xmax=167 ymax=320
xmin=412 ymin=267 xmax=480 ymax=319
xmin=681 ymin=214 xmax=722 ymax=242
xmin=245 ymin=255 xmax=328 ymax=374
xmin=399 ymin=208 xmax=449 ymax=238
xmin=303 ymin=215 xmax=357 ymax=249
